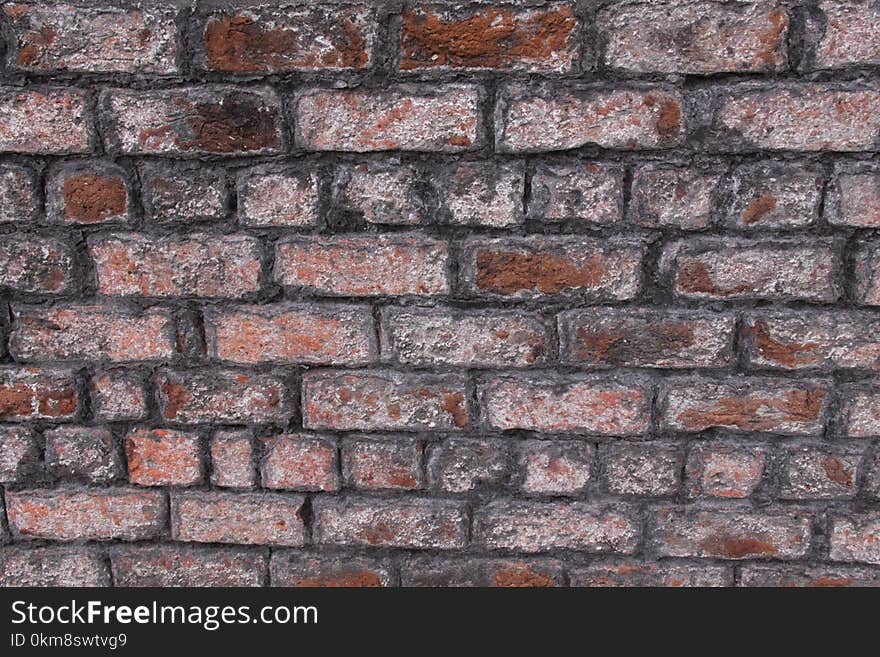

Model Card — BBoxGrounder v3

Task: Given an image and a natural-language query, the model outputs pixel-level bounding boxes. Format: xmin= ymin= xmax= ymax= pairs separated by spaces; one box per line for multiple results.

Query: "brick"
xmin=740 ymin=564 xmax=880 ymax=587
xmin=427 ymin=438 xmax=509 ymax=493
xmin=558 ymin=308 xmax=735 ymax=368
xmin=271 ymin=552 xmax=393 ymax=587
xmin=811 ymin=1 xmax=880 ymax=69
xmin=480 ymin=375 xmax=651 ymax=435
xmin=651 ymin=507 xmax=812 ymax=559
xmin=342 ymin=437 xmax=423 ymax=491
xmin=295 ymin=85 xmax=483 ymax=152
xmin=141 ymin=164 xmax=228 ymax=224
xmin=274 ymin=234 xmax=449 ymax=297
xmin=841 ymin=383 xmax=880 ymax=437
xmin=261 ymin=434 xmax=338 ymax=492
xmin=685 ymin=441 xmax=768 ymax=498
xmin=0 ymin=426 xmax=38 ymax=483
xmin=202 ymin=5 xmax=376 ymax=73
xmin=528 ymin=161 xmax=623 ymax=224
xmin=173 ymin=491 xmax=305 ymax=547
xmin=237 ymin=169 xmax=319 ymax=227
xmin=380 ymin=306 xmax=547 ymax=367
xmin=302 ymin=370 xmax=469 ymax=431
xmin=333 ymin=163 xmax=424 ymax=225
xmin=853 ymin=239 xmax=880 ymax=305
xmin=663 ymin=238 xmax=839 ymax=302
xmin=210 ymin=430 xmax=255 ymax=490
xmin=205 ymin=304 xmax=375 ymax=366
xmin=125 ymin=428 xmax=203 ymax=487
xmin=0 ymin=367 xmax=78 ymax=421
xmin=112 ymin=545 xmax=265 ymax=587
xmin=570 ymin=562 xmax=731 ymax=587
xmin=496 ymin=84 xmax=684 ymax=153
xmin=474 ymin=500 xmax=640 ymax=553
xmin=89 ymin=233 xmax=261 ymax=299
xmin=600 ymin=442 xmax=682 ymax=497
xmin=45 ymin=426 xmax=120 ymax=483
xmin=102 ymin=86 xmax=282 ymax=156
xmin=4 ymin=2 xmax=178 ymax=74
xmin=779 ymin=444 xmax=862 ymax=500
xmin=826 ymin=164 xmax=880 ymax=227
xmin=0 ymin=547 xmax=109 ymax=587
xmin=90 ymin=369 xmax=148 ymax=422
xmin=515 ymin=440 xmax=594 ymax=496
xmin=401 ymin=557 xmax=564 ymax=587
xmin=0 ymin=235 xmax=74 ymax=293
xmin=0 ymin=87 xmax=93 ymax=154
xmin=629 ymin=165 xmax=722 ymax=230
xmin=0 ymin=163 xmax=37 ymax=223
xmin=46 ymin=163 xmax=129 ymax=225
xmin=157 ymin=369 xmax=290 ymax=425
xmin=830 ymin=513 xmax=880 ymax=564
xmin=710 ymin=85 xmax=880 ymax=151
xmin=432 ymin=161 xmax=524 ymax=227
xmin=10 ymin=304 xmax=176 ymax=362
xmin=661 ymin=377 xmax=829 ymax=435
xmin=6 ymin=488 xmax=165 ymax=541
xmin=400 ymin=3 xmax=578 ymax=73
xmin=460 ymin=236 xmax=644 ymax=300
xmin=724 ymin=162 xmax=823 ymax=229
xmin=315 ymin=497 xmax=468 ymax=549
xmin=867 ymin=450 xmax=880 ymax=499
xmin=601 ymin=1 xmax=788 ymax=73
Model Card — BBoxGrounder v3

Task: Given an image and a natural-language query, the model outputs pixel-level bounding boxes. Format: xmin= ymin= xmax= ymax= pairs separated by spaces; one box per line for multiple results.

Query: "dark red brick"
xmin=210 ymin=430 xmax=256 ymax=489
xmin=685 ymin=441 xmax=769 ymax=499
xmin=341 ymin=437 xmax=423 ymax=491
xmin=0 ymin=87 xmax=93 ymax=154
xmin=0 ymin=367 xmax=78 ymax=422
xmin=125 ymin=428 xmax=203 ymax=487
xmin=261 ymin=434 xmax=339 ymax=492
xmin=270 ymin=552 xmax=393 ymax=587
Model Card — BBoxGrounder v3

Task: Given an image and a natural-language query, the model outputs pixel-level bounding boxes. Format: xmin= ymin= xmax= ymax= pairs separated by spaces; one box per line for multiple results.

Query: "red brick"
xmin=274 ymin=234 xmax=449 ymax=297
xmin=427 ymin=438 xmax=509 ymax=493
xmin=314 ymin=497 xmax=468 ymax=549
xmin=141 ymin=164 xmax=228 ymax=224
xmin=90 ymin=369 xmax=148 ymax=422
xmin=826 ymin=165 xmax=880 ymax=227
xmin=111 ymin=545 xmax=265 ymax=587
xmin=661 ymin=377 xmax=829 ymax=435
xmin=125 ymin=428 xmax=203 ymax=487
xmin=6 ymin=488 xmax=165 ymax=541
xmin=460 ymin=236 xmax=644 ymax=300
xmin=302 ymin=370 xmax=469 ymax=431
xmin=0 ymin=87 xmax=93 ymax=154
xmin=333 ymin=163 xmax=424 ymax=225
xmin=841 ymin=384 xmax=880 ymax=437
xmin=515 ymin=440 xmax=594 ymax=496
xmin=401 ymin=557 xmax=564 ymax=587
xmin=724 ymin=162 xmax=823 ymax=229
xmin=600 ymin=442 xmax=682 ymax=497
xmin=205 ymin=304 xmax=375 ymax=365
xmin=270 ymin=552 xmax=393 ymax=587
xmin=102 ymin=86 xmax=282 ymax=156
xmin=474 ymin=500 xmax=640 ymax=553
xmin=853 ymin=239 xmax=880 ymax=305
xmin=480 ymin=375 xmax=651 ymax=435
xmin=295 ymin=85 xmax=483 ymax=152
xmin=4 ymin=2 xmax=178 ymax=74
xmin=601 ymin=1 xmax=788 ymax=73
xmin=663 ymin=238 xmax=839 ymax=302
xmin=651 ymin=507 xmax=812 ymax=559
xmin=0 ymin=426 xmax=38 ymax=483
xmin=0 ymin=547 xmax=109 ymax=586
xmin=400 ymin=3 xmax=579 ymax=73
xmin=341 ymin=437 xmax=423 ymax=491
xmin=0 ymin=367 xmax=78 ymax=421
xmin=0 ymin=163 xmax=37 ymax=223
xmin=380 ymin=306 xmax=547 ymax=367
xmin=558 ymin=308 xmax=735 ymax=368
xmin=210 ymin=430 xmax=256 ymax=490
xmin=496 ymin=84 xmax=684 ymax=153
xmin=830 ymin=513 xmax=880 ymax=564
xmin=685 ymin=441 xmax=768 ymax=498
xmin=237 ymin=169 xmax=319 ymax=227
xmin=433 ymin=161 xmax=524 ymax=227
xmin=47 ymin=165 xmax=129 ymax=225
xmin=157 ymin=369 xmax=290 ymax=425
xmin=629 ymin=165 xmax=721 ymax=230
xmin=202 ymin=6 xmax=376 ymax=73
xmin=811 ymin=1 xmax=880 ymax=69
xmin=779 ymin=444 xmax=862 ymax=500
xmin=528 ymin=161 xmax=623 ymax=224
xmin=172 ymin=491 xmax=305 ymax=547
xmin=261 ymin=434 xmax=338 ymax=492
xmin=10 ymin=304 xmax=176 ymax=362
xmin=570 ymin=562 xmax=731 ymax=587
xmin=89 ymin=233 xmax=261 ymax=299
xmin=740 ymin=564 xmax=880 ymax=587
xmin=0 ymin=235 xmax=74 ymax=293
xmin=45 ymin=426 xmax=120 ymax=483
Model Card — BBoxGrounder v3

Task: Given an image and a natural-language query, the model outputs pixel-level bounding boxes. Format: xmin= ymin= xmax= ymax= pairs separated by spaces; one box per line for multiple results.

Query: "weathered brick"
xmin=261 ymin=434 xmax=338 ymax=492
xmin=740 ymin=564 xmax=880 ymax=587
xmin=480 ymin=375 xmax=651 ymax=435
xmin=427 ymin=438 xmax=509 ymax=493
xmin=157 ymin=369 xmax=290 ymax=425
xmin=401 ymin=556 xmax=564 ymax=587
xmin=830 ymin=513 xmax=880 ymax=564
xmin=237 ymin=169 xmax=319 ymax=227
xmin=271 ymin=552 xmax=393 ymax=587
xmin=685 ymin=440 xmax=768 ymax=498
xmin=853 ymin=239 xmax=880 ymax=305
xmin=0 ymin=87 xmax=93 ymax=154
xmin=826 ymin=164 xmax=880 ymax=227
xmin=125 ymin=428 xmax=203 ymax=487
xmin=724 ymin=162 xmax=823 ymax=229
xmin=663 ymin=238 xmax=839 ymax=302
xmin=651 ymin=507 xmax=812 ymax=559
xmin=333 ymin=162 xmax=424 ymax=225
xmin=0 ymin=547 xmax=109 ymax=587
xmin=314 ymin=497 xmax=468 ymax=549
xmin=46 ymin=163 xmax=129 ymax=225
xmin=274 ymin=234 xmax=449 ymax=297
xmin=0 ymin=426 xmax=38 ymax=483
xmin=432 ymin=161 xmax=524 ymax=227
xmin=474 ymin=500 xmax=640 ymax=553
xmin=141 ymin=164 xmax=228 ymax=224
xmin=172 ymin=491 xmax=305 ymax=547
xmin=380 ymin=306 xmax=547 ymax=367
xmin=302 ymin=370 xmax=469 ymax=431
xmin=295 ymin=85 xmax=483 ymax=152
xmin=841 ymin=383 xmax=880 ymax=437
xmin=4 ymin=2 xmax=178 ymax=74
xmin=570 ymin=562 xmax=731 ymax=587
xmin=10 ymin=304 xmax=176 ymax=362
xmin=0 ymin=235 xmax=74 ymax=294
xmin=45 ymin=426 xmax=120 ymax=483
xmin=661 ymin=377 xmax=829 ymax=435
xmin=0 ymin=163 xmax=37 ymax=223
xmin=210 ymin=430 xmax=256 ymax=489
xmin=400 ymin=3 xmax=579 ymax=73
xmin=528 ymin=161 xmax=623 ymax=224
xmin=205 ymin=304 xmax=375 ymax=365
xmin=810 ymin=1 xmax=880 ymax=69
xmin=102 ymin=86 xmax=282 ymax=156
xmin=202 ymin=5 xmax=376 ymax=73
xmin=516 ymin=440 xmax=594 ymax=496
xmin=779 ymin=444 xmax=862 ymax=500
xmin=90 ymin=369 xmax=148 ymax=422
xmin=342 ymin=437 xmax=423 ymax=490
xmin=6 ymin=488 xmax=165 ymax=541
xmin=558 ymin=308 xmax=735 ymax=368
xmin=89 ymin=233 xmax=262 ymax=299
xmin=111 ymin=545 xmax=265 ymax=587
xmin=629 ymin=165 xmax=721 ymax=231
xmin=460 ymin=236 xmax=644 ymax=300
xmin=601 ymin=0 xmax=788 ymax=73
xmin=496 ymin=84 xmax=684 ymax=153
xmin=600 ymin=442 xmax=682 ymax=497
xmin=0 ymin=367 xmax=78 ymax=421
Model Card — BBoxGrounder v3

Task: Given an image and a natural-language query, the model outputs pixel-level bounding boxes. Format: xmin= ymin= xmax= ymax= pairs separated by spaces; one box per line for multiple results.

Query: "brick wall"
xmin=0 ymin=0 xmax=879 ymax=587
